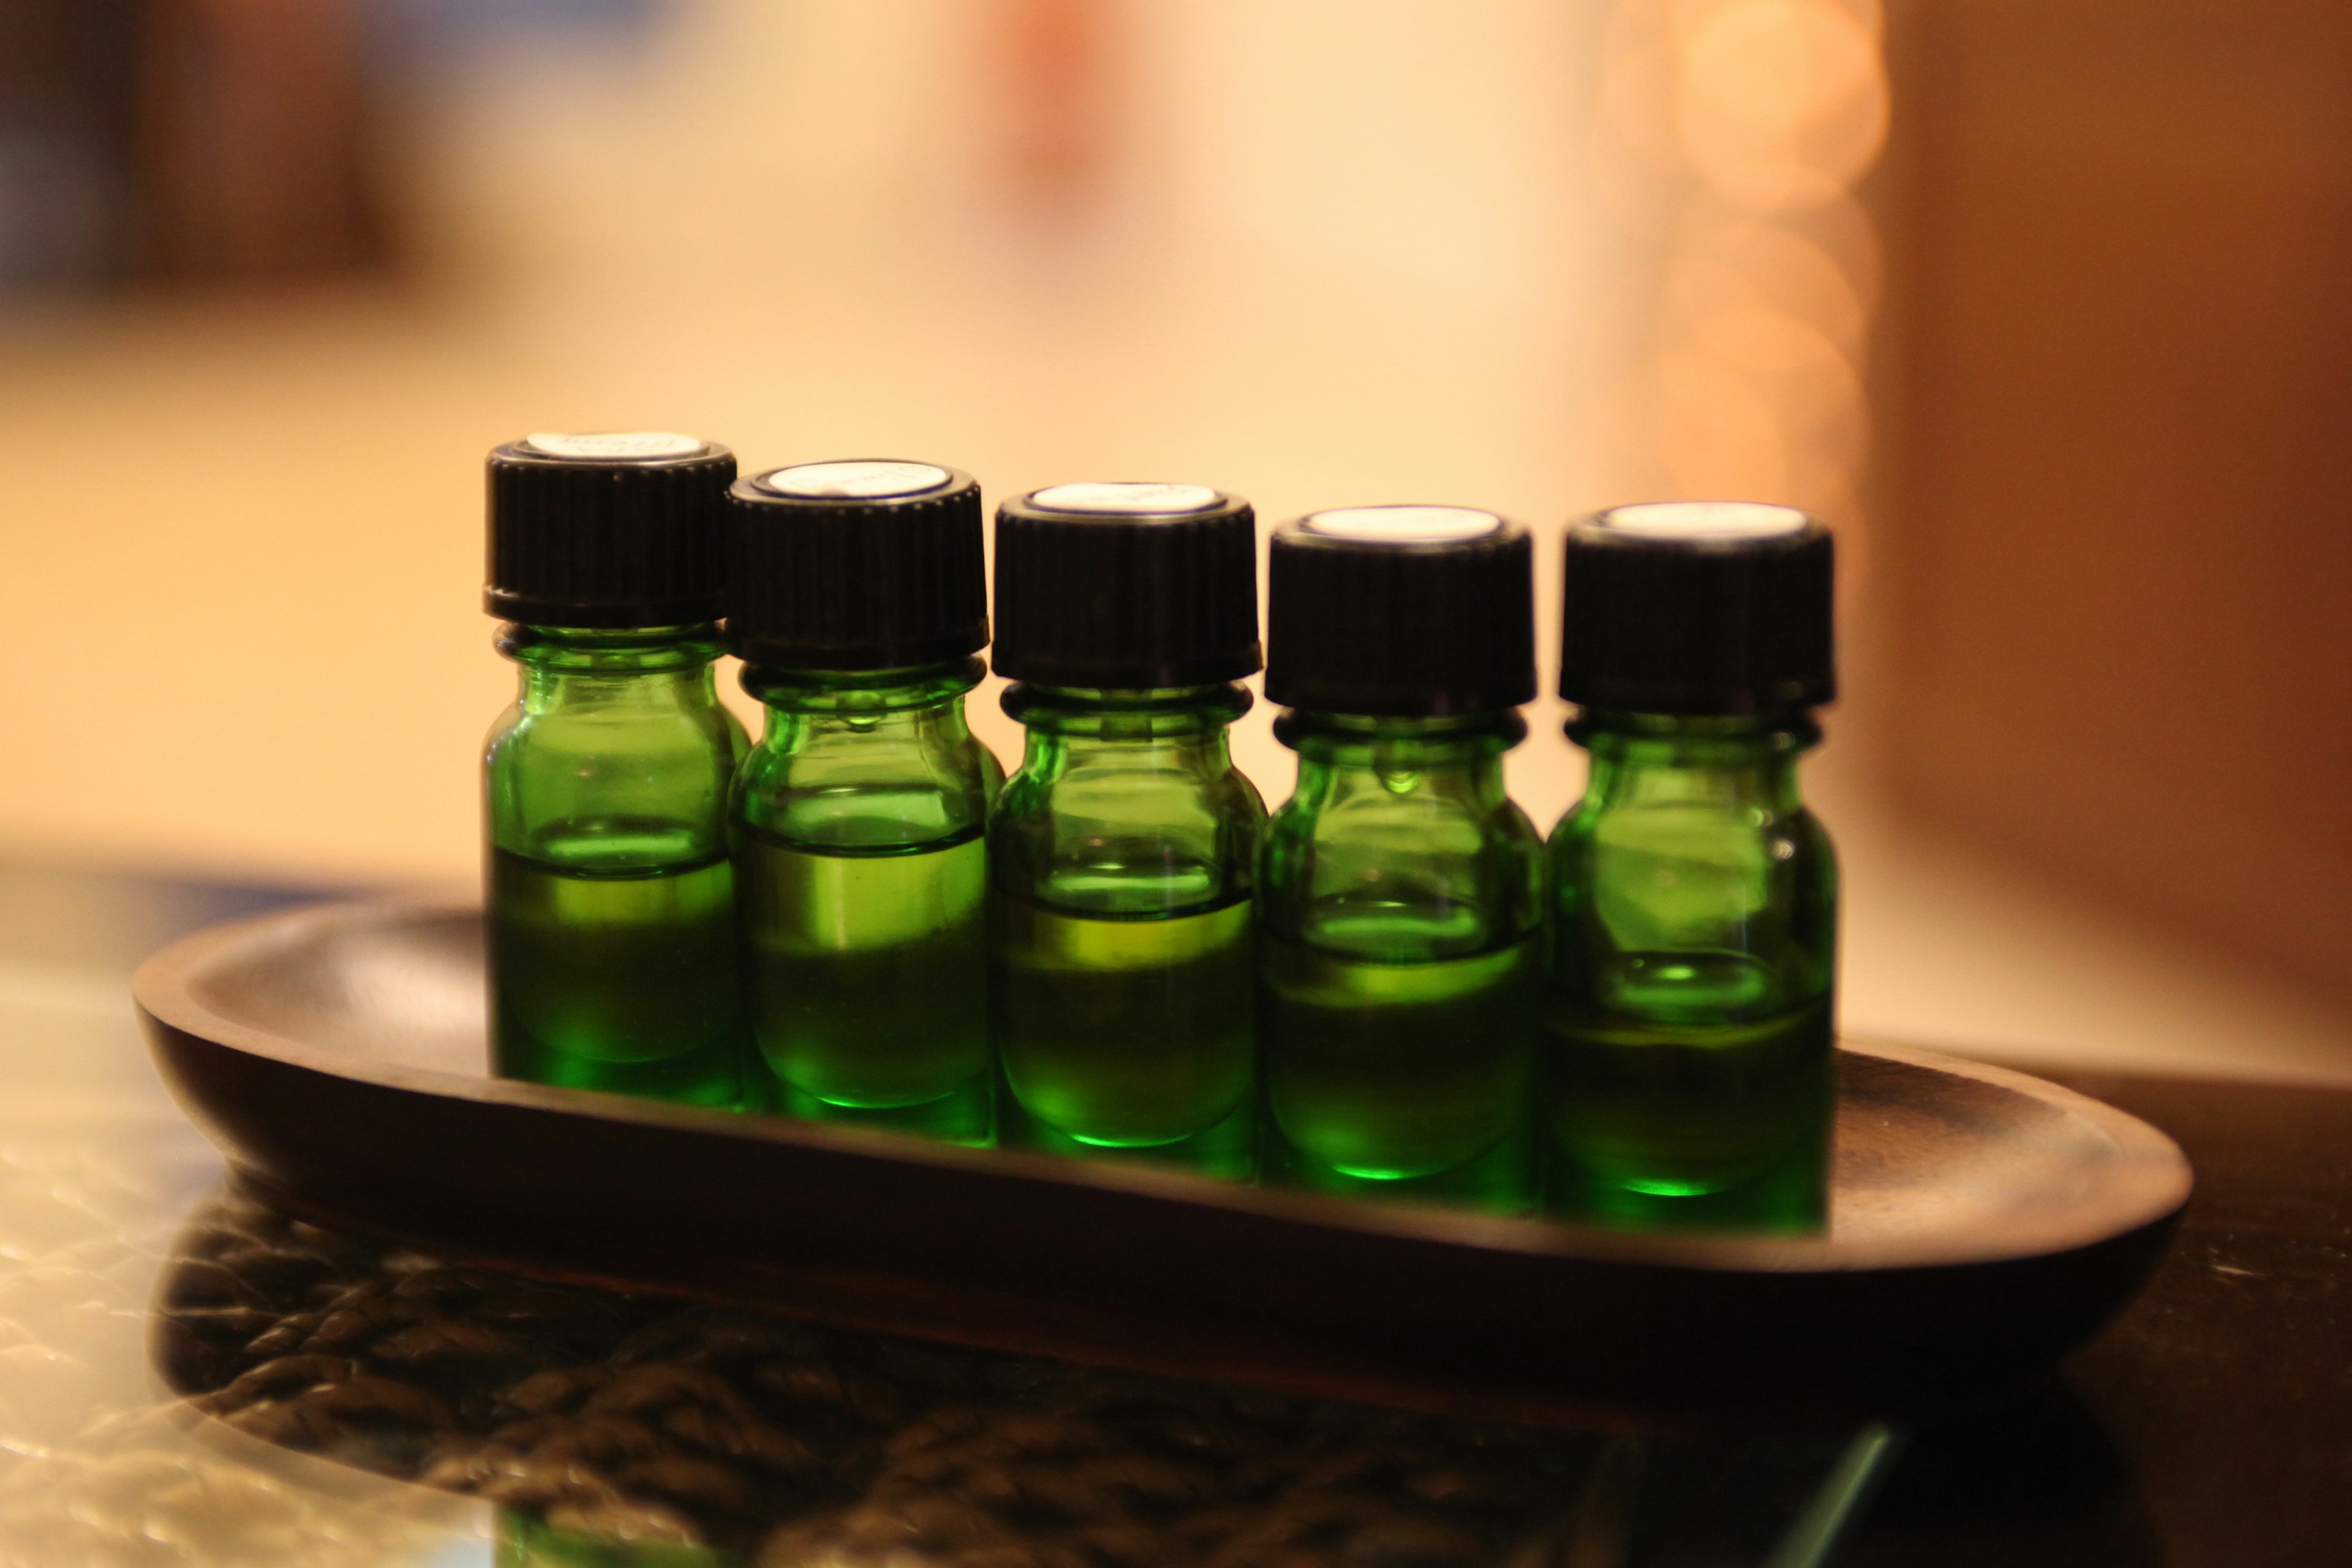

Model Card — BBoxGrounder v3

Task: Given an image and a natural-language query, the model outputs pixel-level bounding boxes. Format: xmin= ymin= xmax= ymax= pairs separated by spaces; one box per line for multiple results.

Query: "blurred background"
xmin=0 ymin=0 xmax=2344 ymax=1082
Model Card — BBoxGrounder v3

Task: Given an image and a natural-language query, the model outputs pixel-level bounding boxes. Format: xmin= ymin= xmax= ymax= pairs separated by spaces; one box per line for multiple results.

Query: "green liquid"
xmin=1543 ymin=981 xmax=1831 ymax=1232
xmin=1259 ymin=930 xmax=1535 ymax=1208
xmin=489 ymin=843 xmax=744 ymax=1108
xmin=737 ymin=823 xmax=990 ymax=1143
xmin=993 ymin=892 xmax=1254 ymax=1170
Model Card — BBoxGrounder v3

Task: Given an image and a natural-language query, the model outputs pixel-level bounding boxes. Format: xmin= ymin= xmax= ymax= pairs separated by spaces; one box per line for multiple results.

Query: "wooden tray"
xmin=134 ymin=900 xmax=2191 ymax=1425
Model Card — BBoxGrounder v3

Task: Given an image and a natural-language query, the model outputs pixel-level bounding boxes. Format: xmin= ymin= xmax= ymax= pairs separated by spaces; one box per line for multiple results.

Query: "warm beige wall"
xmin=1872 ymin=0 xmax=2352 ymax=1001
xmin=0 ymin=0 xmax=1611 ymax=887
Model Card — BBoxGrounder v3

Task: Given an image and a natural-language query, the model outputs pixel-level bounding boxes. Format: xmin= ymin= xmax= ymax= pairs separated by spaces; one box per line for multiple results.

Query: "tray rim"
xmin=132 ymin=897 xmax=2193 ymax=1277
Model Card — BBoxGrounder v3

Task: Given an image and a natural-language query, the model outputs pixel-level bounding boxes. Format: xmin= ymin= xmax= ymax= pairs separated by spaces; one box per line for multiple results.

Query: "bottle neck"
xmin=744 ymin=657 xmax=982 ymax=739
xmin=1003 ymin=682 xmax=1250 ymax=779
xmin=1567 ymin=709 xmax=1819 ymax=812
xmin=1276 ymin=709 xmax=1524 ymax=809
xmin=499 ymin=623 xmax=726 ymax=712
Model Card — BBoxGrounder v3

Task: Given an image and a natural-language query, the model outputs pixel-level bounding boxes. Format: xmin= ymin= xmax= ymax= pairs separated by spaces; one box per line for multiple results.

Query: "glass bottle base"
xmin=1540 ymin=1003 xmax=1833 ymax=1234
xmin=493 ymin=1031 xmax=750 ymax=1112
xmin=774 ymin=1073 xmax=995 ymax=1147
xmin=1545 ymin=1146 xmax=1828 ymax=1235
xmin=998 ymin=1083 xmax=1255 ymax=1180
xmin=1262 ymin=1125 xmax=1532 ymax=1215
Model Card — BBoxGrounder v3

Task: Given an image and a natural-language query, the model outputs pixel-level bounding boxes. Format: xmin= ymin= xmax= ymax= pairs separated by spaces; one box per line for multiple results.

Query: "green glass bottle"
xmin=483 ymin=432 xmax=748 ymax=1108
xmin=989 ymin=483 xmax=1265 ymax=1176
xmin=1257 ymin=507 xmax=1542 ymax=1210
xmin=1545 ymin=500 xmax=1838 ymax=1232
xmin=726 ymin=461 xmax=1000 ymax=1142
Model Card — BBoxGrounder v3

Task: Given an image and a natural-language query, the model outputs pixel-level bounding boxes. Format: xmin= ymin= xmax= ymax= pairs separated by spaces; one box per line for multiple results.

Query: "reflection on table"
xmin=153 ymin=1186 xmax=1887 ymax=1566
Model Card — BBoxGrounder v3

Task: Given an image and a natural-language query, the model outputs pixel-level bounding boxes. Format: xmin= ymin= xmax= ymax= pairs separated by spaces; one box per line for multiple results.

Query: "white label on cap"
xmin=1030 ymin=481 xmax=1221 ymax=516
xmin=1302 ymin=505 xmax=1502 ymax=543
xmin=1599 ymin=501 xmax=1809 ymax=540
xmin=759 ymin=461 xmax=952 ymax=500
xmin=522 ymin=431 xmax=707 ymax=461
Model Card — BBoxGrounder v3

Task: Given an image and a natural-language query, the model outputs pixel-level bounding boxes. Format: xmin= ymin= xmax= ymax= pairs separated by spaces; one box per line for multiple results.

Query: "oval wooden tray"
xmin=134 ymin=900 xmax=2191 ymax=1424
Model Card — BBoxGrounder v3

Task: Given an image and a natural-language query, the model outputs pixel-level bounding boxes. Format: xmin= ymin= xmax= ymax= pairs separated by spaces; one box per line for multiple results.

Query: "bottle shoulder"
xmin=483 ymin=701 xmax=527 ymax=763
xmin=734 ymin=722 xmax=998 ymax=850
xmin=1545 ymin=793 xmax=1837 ymax=998
xmin=989 ymin=753 xmax=1262 ymax=916
xmin=994 ymin=753 xmax=1265 ymax=829
xmin=492 ymin=693 xmax=738 ymax=749
xmin=484 ymin=696 xmax=738 ymax=859
xmin=1269 ymin=772 xmax=1540 ymax=855
xmin=1548 ymin=794 xmax=1835 ymax=868
xmin=738 ymin=722 xmax=997 ymax=791
xmin=1259 ymin=782 xmax=1541 ymax=960
xmin=486 ymin=701 xmax=741 ymax=785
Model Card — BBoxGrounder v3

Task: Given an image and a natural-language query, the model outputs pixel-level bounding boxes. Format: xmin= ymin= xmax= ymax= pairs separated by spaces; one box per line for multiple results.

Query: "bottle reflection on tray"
xmin=481 ymin=434 xmax=752 ymax=1110
xmin=499 ymin=1510 xmax=728 ymax=1567
xmin=1542 ymin=503 xmax=1840 ymax=1232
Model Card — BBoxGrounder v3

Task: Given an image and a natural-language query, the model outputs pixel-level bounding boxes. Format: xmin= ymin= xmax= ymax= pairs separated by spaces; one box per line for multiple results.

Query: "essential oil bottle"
xmin=482 ymin=432 xmax=748 ymax=1107
xmin=726 ymin=460 xmax=1001 ymax=1142
xmin=989 ymin=482 xmax=1265 ymax=1175
xmin=1544 ymin=501 xmax=1838 ymax=1232
xmin=1257 ymin=507 xmax=1542 ymax=1210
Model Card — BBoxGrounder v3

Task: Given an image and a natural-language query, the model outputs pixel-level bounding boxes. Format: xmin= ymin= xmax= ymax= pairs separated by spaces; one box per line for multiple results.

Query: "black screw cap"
xmin=993 ymin=483 xmax=1261 ymax=689
xmin=726 ymin=459 xmax=987 ymax=671
xmin=1267 ymin=506 xmax=1535 ymax=718
xmin=484 ymin=431 xmax=735 ymax=627
xmin=1559 ymin=500 xmax=1836 ymax=715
